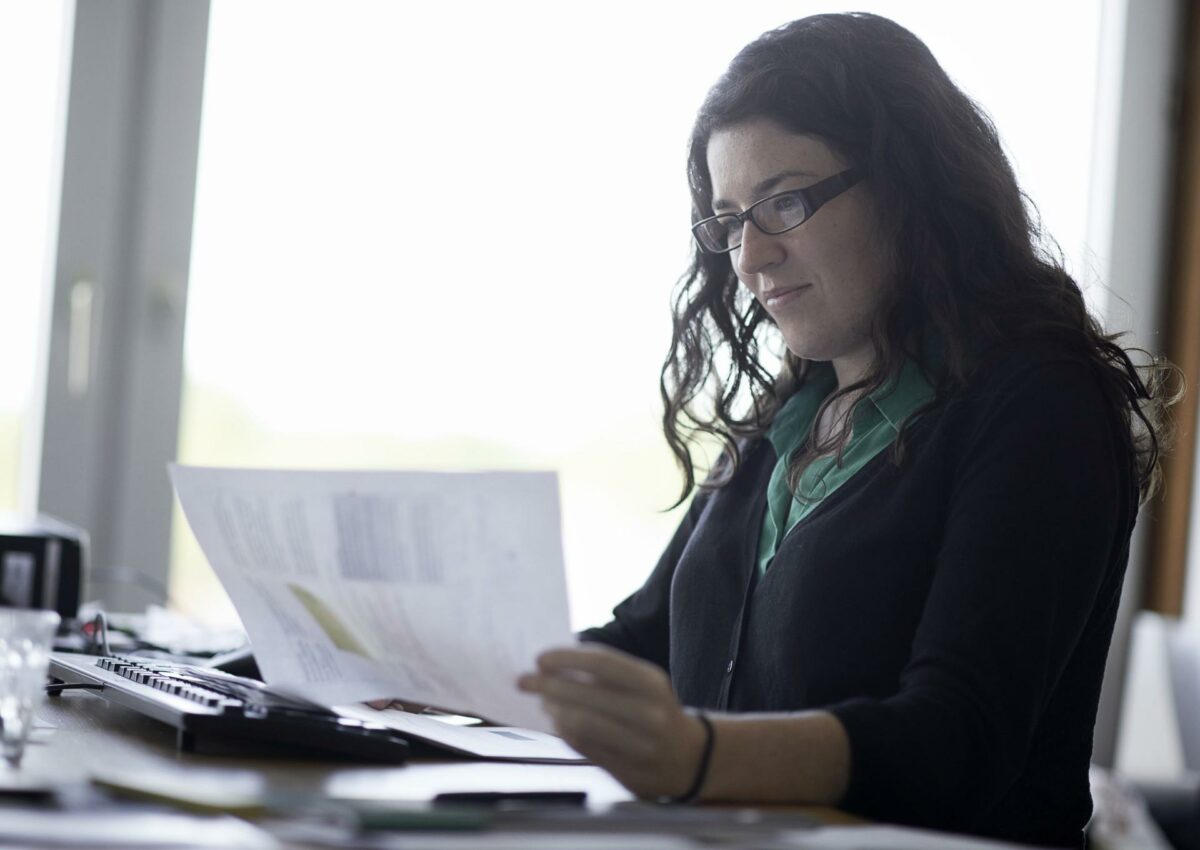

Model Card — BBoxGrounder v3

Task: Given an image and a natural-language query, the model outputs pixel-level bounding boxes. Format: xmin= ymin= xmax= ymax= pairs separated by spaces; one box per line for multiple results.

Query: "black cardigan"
xmin=581 ymin=342 xmax=1138 ymax=849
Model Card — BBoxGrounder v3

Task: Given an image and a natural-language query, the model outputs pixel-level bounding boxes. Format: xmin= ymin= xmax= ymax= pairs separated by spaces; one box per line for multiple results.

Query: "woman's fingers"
xmin=519 ymin=644 xmax=681 ymax=744
xmin=519 ymin=671 xmax=671 ymax=733
xmin=534 ymin=644 xmax=670 ymax=695
xmin=540 ymin=697 xmax=658 ymax=765
xmin=517 ymin=645 xmax=705 ymax=799
xmin=539 ymin=692 xmax=704 ymax=799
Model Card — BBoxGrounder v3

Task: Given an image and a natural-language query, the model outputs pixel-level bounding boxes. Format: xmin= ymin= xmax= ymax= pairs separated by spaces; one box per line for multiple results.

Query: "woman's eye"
xmin=770 ymin=194 xmax=801 ymax=213
xmin=720 ymin=217 xmax=742 ymax=235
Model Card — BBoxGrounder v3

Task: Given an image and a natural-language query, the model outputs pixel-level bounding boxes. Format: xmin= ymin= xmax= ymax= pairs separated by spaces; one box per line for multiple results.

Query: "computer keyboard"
xmin=47 ymin=652 xmax=411 ymax=763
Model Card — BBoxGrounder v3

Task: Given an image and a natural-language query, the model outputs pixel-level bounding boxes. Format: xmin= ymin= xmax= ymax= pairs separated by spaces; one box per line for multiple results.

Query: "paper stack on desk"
xmin=170 ymin=465 xmax=576 ymax=744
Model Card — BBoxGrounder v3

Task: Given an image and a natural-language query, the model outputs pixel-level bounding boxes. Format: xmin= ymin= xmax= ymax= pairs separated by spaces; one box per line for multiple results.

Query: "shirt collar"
xmin=767 ymin=357 xmax=934 ymax=454
xmin=766 ymin=362 xmax=837 ymax=456
xmin=866 ymin=358 xmax=936 ymax=431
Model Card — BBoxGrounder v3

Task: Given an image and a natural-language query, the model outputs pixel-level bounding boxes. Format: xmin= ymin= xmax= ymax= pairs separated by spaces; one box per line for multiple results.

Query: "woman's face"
xmin=706 ymin=118 xmax=894 ymax=386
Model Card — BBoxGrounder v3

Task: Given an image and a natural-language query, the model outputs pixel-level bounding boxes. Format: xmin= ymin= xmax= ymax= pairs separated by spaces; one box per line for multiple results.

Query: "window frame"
xmin=35 ymin=0 xmax=210 ymax=613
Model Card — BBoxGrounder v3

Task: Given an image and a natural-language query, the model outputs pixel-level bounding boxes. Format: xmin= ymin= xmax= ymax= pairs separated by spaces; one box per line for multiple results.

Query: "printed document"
xmin=169 ymin=465 xmax=574 ymax=735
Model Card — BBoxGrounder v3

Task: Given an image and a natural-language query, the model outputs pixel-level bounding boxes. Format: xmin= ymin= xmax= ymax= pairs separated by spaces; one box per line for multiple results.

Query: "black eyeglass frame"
xmin=691 ymin=167 xmax=863 ymax=254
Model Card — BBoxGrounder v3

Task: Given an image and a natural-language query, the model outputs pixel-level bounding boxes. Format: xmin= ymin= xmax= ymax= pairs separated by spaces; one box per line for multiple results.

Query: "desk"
xmin=30 ymin=688 xmax=634 ymax=805
xmin=14 ymin=689 xmax=857 ymax=849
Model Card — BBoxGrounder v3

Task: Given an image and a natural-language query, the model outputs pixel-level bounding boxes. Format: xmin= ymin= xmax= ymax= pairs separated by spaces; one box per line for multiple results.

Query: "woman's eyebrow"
xmin=712 ymin=169 xmax=817 ymax=211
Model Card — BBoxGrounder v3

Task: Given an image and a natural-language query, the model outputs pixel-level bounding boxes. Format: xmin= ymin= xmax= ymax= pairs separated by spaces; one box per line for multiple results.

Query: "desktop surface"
xmin=28 ymin=688 xmax=633 ymax=802
xmin=9 ymin=687 xmax=863 ymax=848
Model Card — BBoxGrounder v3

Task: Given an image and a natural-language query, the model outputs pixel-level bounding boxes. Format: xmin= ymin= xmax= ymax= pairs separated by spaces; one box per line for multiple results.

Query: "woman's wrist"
xmin=666 ymin=710 xmax=715 ymax=804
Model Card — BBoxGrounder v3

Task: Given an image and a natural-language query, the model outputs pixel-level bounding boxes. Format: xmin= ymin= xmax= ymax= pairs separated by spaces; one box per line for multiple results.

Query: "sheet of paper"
xmin=170 ymin=465 xmax=574 ymax=732
xmin=332 ymin=703 xmax=584 ymax=761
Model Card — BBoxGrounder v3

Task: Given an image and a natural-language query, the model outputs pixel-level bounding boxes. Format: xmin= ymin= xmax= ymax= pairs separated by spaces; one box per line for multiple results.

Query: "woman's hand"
xmin=517 ymin=643 xmax=708 ymax=800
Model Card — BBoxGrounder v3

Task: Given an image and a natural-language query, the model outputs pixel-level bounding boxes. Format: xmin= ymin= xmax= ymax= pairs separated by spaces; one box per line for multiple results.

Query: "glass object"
xmin=0 ymin=607 xmax=60 ymax=767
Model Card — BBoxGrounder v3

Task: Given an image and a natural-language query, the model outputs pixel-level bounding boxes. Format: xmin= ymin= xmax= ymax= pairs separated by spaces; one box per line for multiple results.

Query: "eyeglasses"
xmin=691 ymin=168 xmax=862 ymax=254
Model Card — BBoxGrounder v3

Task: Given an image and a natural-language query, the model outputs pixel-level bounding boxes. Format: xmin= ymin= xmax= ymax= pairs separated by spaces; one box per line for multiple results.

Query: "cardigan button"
xmin=726 ymin=659 xmax=734 ymax=674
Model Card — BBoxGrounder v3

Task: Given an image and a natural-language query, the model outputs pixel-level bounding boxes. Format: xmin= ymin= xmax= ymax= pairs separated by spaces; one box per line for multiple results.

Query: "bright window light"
xmin=0 ymin=1 xmax=71 ymax=511
xmin=175 ymin=0 xmax=1102 ymax=630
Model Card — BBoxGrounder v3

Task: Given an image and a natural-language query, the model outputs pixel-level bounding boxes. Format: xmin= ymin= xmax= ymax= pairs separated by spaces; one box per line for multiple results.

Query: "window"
xmin=174 ymin=1 xmax=1103 ymax=630
xmin=0 ymin=1 xmax=71 ymax=511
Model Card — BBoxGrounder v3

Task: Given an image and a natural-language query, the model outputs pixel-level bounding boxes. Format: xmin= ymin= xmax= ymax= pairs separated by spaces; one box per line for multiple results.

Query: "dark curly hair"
xmin=661 ymin=12 xmax=1176 ymax=507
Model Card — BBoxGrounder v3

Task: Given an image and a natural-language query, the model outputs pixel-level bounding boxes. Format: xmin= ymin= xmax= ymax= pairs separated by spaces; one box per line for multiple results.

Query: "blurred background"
xmin=3 ymin=0 xmax=1199 ymax=803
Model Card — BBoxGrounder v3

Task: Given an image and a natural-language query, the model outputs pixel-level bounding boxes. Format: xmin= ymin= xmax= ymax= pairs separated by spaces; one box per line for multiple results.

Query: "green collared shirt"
xmin=757 ymin=360 xmax=935 ymax=574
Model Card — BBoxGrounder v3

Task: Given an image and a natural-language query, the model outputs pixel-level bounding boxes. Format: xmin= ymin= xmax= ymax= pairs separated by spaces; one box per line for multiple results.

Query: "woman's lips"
xmin=763 ymin=285 xmax=811 ymax=309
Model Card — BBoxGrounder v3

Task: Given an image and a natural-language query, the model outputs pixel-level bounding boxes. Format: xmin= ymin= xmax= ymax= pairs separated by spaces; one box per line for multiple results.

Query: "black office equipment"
xmin=0 ymin=514 xmax=86 ymax=619
xmin=47 ymin=652 xmax=410 ymax=762
xmin=434 ymin=791 xmax=587 ymax=807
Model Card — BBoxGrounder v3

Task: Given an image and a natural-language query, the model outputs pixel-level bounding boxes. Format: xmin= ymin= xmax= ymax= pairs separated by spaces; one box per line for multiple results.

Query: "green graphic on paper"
xmin=288 ymin=583 xmax=374 ymax=659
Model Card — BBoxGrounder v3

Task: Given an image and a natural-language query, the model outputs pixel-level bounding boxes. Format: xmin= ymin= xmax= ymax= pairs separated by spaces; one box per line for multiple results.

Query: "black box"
xmin=0 ymin=514 xmax=86 ymax=619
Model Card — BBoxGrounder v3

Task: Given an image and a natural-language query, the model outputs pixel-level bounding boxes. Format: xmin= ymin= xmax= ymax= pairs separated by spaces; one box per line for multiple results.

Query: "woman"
xmin=517 ymin=13 xmax=1173 ymax=848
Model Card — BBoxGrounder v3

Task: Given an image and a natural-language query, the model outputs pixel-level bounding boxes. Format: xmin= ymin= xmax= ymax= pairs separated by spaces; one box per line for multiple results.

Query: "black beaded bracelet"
xmin=668 ymin=711 xmax=715 ymax=804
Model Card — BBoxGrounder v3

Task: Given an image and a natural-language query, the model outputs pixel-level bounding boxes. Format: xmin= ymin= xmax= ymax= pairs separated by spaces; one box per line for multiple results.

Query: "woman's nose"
xmin=735 ymin=220 xmax=784 ymax=276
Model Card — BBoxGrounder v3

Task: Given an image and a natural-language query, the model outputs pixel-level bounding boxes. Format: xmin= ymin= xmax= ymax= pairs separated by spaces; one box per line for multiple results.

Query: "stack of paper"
xmin=170 ymin=466 xmax=576 ymax=745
